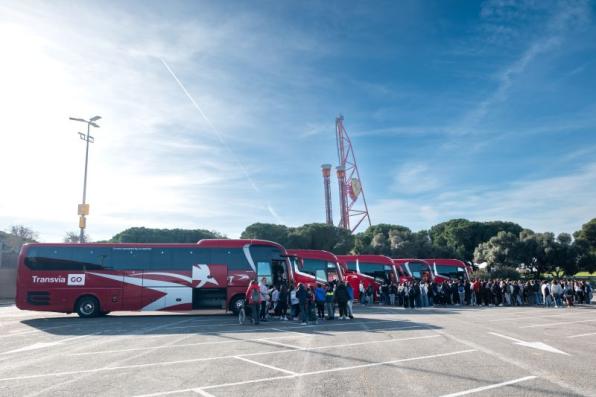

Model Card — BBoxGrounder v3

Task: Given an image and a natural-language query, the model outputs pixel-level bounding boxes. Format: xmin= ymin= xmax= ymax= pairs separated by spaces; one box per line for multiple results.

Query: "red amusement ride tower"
xmin=335 ymin=115 xmax=371 ymax=232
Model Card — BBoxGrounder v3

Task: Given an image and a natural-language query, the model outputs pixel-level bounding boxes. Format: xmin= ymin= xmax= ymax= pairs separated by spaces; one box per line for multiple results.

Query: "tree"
xmin=64 ymin=232 xmax=85 ymax=243
xmin=240 ymin=222 xmax=353 ymax=254
xmin=110 ymin=227 xmax=224 ymax=243
xmin=473 ymin=231 xmax=519 ymax=271
xmin=573 ymin=218 xmax=596 ymax=249
xmin=354 ymin=224 xmax=439 ymax=258
xmin=9 ymin=225 xmax=38 ymax=241
xmin=286 ymin=223 xmax=354 ymax=254
xmin=240 ymin=223 xmax=289 ymax=246
xmin=551 ymin=233 xmax=578 ymax=277
xmin=430 ymin=219 xmax=522 ymax=262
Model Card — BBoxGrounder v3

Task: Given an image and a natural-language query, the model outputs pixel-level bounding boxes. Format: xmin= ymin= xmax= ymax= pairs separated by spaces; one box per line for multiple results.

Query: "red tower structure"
xmin=321 ymin=164 xmax=333 ymax=225
xmin=335 ymin=115 xmax=371 ymax=232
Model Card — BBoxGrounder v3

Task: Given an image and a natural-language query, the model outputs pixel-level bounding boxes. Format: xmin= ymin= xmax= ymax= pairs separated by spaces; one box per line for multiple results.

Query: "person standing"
xmin=258 ymin=277 xmax=269 ymax=321
xmin=335 ymin=281 xmax=350 ymax=320
xmin=271 ymin=285 xmax=280 ymax=318
xmin=290 ymin=285 xmax=299 ymax=320
xmin=366 ymin=285 xmax=374 ymax=305
xmin=551 ymin=280 xmax=562 ymax=308
xmin=278 ymin=284 xmax=289 ymax=320
xmin=458 ymin=281 xmax=465 ymax=306
xmin=245 ymin=280 xmax=262 ymax=325
xmin=389 ymin=282 xmax=397 ymax=306
xmin=315 ymin=283 xmax=326 ymax=319
xmin=325 ymin=283 xmax=335 ymax=320
xmin=346 ymin=282 xmax=355 ymax=319
xmin=296 ymin=283 xmax=309 ymax=325
xmin=359 ymin=281 xmax=366 ymax=304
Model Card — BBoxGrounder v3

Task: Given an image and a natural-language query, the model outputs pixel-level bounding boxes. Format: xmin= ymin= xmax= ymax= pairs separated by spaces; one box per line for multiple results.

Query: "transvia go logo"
xmin=67 ymin=274 xmax=85 ymax=286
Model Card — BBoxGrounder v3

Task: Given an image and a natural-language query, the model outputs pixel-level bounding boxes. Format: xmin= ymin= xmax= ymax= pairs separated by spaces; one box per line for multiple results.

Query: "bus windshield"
xmin=358 ymin=262 xmax=394 ymax=283
xmin=435 ymin=264 xmax=467 ymax=280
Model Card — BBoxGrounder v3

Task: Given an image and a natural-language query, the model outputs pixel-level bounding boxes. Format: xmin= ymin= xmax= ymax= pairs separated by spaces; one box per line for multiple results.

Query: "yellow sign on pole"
xmin=78 ymin=204 xmax=90 ymax=215
xmin=79 ymin=216 xmax=86 ymax=229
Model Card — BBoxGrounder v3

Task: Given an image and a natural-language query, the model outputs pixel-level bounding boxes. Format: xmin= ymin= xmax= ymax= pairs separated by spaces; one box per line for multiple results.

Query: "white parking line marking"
xmin=1 ymin=333 xmax=101 ymax=355
xmin=193 ymin=389 xmax=216 ymax=397
xmin=567 ymin=331 xmax=596 ymax=338
xmin=67 ymin=323 xmax=426 ymax=356
xmin=0 ymin=334 xmax=441 ymax=382
xmin=0 ymin=325 xmax=72 ymax=338
xmin=233 ymin=356 xmax=298 ymax=376
xmin=488 ymin=332 xmax=569 ymax=355
xmin=519 ymin=319 xmax=596 ymax=328
xmin=438 ymin=375 xmax=537 ymax=397
xmin=487 ymin=313 xmax=584 ymax=322
xmin=69 ymin=334 xmax=316 ymax=356
xmin=132 ymin=349 xmax=477 ymax=397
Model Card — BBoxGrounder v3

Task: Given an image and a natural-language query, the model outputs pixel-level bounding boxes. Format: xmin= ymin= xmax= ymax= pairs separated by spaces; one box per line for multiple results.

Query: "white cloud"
xmin=0 ymin=2 xmax=323 ymax=242
xmin=372 ymin=163 xmax=596 ymax=234
xmin=393 ymin=163 xmax=441 ymax=194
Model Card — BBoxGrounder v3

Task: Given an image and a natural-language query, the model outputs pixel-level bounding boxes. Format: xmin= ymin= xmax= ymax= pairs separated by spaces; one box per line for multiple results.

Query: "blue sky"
xmin=0 ymin=0 xmax=595 ymax=242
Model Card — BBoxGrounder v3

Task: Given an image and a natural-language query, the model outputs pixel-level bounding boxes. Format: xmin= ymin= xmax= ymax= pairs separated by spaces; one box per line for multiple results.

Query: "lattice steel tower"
xmin=335 ymin=115 xmax=371 ymax=232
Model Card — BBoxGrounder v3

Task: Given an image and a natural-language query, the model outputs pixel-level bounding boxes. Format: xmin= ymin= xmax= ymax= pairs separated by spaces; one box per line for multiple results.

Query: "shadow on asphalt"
xmin=17 ymin=303 xmax=596 ymax=337
xmin=19 ymin=306 xmax=443 ymax=337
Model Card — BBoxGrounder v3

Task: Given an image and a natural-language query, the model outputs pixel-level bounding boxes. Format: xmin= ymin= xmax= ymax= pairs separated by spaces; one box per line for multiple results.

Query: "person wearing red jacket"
xmin=245 ymin=280 xmax=262 ymax=325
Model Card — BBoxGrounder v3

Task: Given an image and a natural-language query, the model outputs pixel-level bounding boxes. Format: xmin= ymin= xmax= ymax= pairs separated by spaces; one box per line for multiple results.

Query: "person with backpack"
xmin=457 ymin=281 xmax=465 ymax=306
xmin=334 ymin=281 xmax=350 ymax=320
xmin=245 ymin=280 xmax=262 ymax=325
xmin=315 ymin=283 xmax=326 ymax=319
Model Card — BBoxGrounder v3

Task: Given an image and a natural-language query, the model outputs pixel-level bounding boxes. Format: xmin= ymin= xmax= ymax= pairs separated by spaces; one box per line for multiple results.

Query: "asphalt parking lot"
xmin=1 ymin=303 xmax=595 ymax=397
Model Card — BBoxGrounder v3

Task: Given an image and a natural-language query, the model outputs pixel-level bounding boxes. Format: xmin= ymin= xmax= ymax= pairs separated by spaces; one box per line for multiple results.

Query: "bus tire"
xmin=75 ymin=296 xmax=100 ymax=318
xmin=229 ymin=295 xmax=245 ymax=316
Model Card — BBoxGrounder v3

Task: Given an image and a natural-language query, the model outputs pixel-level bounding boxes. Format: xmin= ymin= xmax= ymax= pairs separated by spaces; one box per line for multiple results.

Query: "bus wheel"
xmin=229 ymin=296 xmax=245 ymax=316
xmin=76 ymin=296 xmax=100 ymax=318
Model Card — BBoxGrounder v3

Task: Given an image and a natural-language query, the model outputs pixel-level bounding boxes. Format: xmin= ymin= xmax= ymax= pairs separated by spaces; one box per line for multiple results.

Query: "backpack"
xmin=251 ymin=288 xmax=260 ymax=303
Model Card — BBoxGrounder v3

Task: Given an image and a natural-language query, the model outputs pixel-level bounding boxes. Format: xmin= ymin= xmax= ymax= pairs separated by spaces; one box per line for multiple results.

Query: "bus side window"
xmin=111 ymin=248 xmax=151 ymax=270
xmin=70 ymin=247 xmax=112 ymax=270
xmin=256 ymin=261 xmax=272 ymax=284
xmin=315 ymin=269 xmax=327 ymax=282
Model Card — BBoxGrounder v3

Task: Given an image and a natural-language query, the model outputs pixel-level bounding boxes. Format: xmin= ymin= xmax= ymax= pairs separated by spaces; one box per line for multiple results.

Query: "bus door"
xmin=111 ymin=247 xmax=148 ymax=310
xmin=192 ymin=249 xmax=228 ymax=309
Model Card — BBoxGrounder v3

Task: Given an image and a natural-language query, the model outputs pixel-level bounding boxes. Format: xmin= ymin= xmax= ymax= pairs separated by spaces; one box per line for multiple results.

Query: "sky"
xmin=0 ymin=0 xmax=595 ymax=242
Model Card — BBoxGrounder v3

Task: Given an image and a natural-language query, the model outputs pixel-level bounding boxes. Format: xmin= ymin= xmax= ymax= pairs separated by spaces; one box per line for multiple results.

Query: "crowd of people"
xmin=245 ymin=278 xmax=355 ymax=325
xmin=243 ymin=277 xmax=593 ymax=325
xmin=372 ymin=279 xmax=594 ymax=309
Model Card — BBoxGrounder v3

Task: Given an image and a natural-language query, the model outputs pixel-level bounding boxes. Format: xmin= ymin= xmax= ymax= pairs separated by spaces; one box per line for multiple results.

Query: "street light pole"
xmin=69 ymin=116 xmax=101 ymax=243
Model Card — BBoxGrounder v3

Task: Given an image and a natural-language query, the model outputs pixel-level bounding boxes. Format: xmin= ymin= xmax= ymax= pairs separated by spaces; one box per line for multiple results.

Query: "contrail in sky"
xmin=160 ymin=58 xmax=284 ymax=224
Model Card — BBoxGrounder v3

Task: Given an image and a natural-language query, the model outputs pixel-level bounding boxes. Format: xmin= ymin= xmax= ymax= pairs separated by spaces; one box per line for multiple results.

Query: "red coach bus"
xmin=393 ymin=259 xmax=433 ymax=283
xmin=286 ymin=249 xmax=343 ymax=288
xmin=16 ymin=239 xmax=293 ymax=317
xmin=426 ymin=258 xmax=470 ymax=283
xmin=337 ymin=255 xmax=398 ymax=301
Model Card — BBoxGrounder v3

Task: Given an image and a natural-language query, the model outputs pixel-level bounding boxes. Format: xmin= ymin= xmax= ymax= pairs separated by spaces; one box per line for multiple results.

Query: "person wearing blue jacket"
xmin=346 ymin=282 xmax=355 ymax=319
xmin=315 ymin=283 xmax=326 ymax=319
